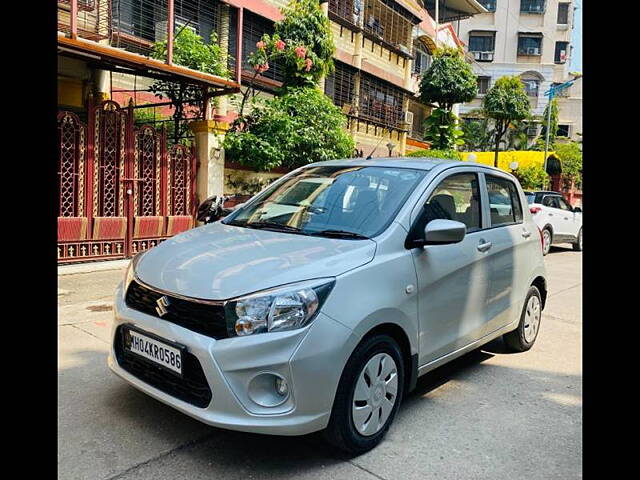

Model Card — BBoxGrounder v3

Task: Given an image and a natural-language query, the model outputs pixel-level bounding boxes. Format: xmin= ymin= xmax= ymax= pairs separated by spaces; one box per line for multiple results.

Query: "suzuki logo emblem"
xmin=155 ymin=296 xmax=170 ymax=317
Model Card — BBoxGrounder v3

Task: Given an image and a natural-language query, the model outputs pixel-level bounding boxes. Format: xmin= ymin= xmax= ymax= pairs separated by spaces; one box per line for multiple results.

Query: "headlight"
xmin=123 ymin=252 xmax=145 ymax=292
xmin=225 ymin=279 xmax=335 ymax=336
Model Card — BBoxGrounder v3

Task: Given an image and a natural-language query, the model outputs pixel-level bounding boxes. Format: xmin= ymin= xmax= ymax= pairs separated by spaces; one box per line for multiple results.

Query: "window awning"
xmin=58 ymin=34 xmax=240 ymax=94
xmin=518 ymin=31 xmax=544 ymax=36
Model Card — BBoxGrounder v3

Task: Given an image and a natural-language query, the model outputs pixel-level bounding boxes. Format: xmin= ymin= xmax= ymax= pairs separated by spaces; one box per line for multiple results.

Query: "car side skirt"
xmin=417 ymin=318 xmax=519 ymax=377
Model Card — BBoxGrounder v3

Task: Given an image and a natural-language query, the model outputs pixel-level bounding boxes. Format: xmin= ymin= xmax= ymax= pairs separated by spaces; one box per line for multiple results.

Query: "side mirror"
xmin=423 ymin=219 xmax=467 ymax=245
xmin=573 ymin=207 xmax=582 ymax=213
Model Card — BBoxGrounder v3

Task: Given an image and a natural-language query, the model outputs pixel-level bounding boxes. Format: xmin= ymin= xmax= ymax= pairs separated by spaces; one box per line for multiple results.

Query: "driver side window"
xmin=422 ymin=173 xmax=482 ymax=233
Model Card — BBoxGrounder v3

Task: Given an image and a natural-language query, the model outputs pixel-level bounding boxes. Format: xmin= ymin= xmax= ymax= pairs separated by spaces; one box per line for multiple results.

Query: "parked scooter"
xmin=196 ymin=195 xmax=244 ymax=224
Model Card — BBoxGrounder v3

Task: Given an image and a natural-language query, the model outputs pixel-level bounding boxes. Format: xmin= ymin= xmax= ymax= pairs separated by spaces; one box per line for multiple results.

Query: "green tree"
xmin=149 ymin=29 xmax=228 ymax=144
xmin=223 ymin=87 xmax=354 ymax=170
xmin=460 ymin=117 xmax=494 ymax=151
xmin=418 ymin=47 xmax=477 ymax=151
xmin=483 ymin=76 xmax=531 ymax=167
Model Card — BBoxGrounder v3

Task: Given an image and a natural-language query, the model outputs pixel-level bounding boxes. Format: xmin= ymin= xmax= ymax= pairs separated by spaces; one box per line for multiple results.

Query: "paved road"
xmin=58 ymin=245 xmax=582 ymax=480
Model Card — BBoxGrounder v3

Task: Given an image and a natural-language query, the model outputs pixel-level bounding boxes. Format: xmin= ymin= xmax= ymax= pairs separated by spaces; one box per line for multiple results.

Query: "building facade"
xmin=56 ymin=0 xmax=484 ymax=263
xmin=457 ymin=0 xmax=581 ymax=140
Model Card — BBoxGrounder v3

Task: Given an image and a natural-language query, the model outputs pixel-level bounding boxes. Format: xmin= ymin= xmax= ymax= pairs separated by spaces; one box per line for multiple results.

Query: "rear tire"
xmin=504 ymin=286 xmax=543 ymax=352
xmin=542 ymin=228 xmax=552 ymax=256
xmin=572 ymin=228 xmax=583 ymax=251
xmin=324 ymin=334 xmax=405 ymax=455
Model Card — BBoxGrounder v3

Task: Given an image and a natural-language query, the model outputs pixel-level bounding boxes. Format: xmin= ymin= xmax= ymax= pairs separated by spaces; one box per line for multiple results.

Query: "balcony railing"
xmin=58 ymin=0 xmax=222 ymax=60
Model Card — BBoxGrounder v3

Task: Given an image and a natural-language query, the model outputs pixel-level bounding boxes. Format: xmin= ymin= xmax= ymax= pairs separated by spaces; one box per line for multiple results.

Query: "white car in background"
xmin=525 ymin=191 xmax=582 ymax=255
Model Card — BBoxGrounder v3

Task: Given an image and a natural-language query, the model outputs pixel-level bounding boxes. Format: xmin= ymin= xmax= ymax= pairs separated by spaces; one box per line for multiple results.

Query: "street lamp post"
xmin=542 ymin=75 xmax=579 ymax=172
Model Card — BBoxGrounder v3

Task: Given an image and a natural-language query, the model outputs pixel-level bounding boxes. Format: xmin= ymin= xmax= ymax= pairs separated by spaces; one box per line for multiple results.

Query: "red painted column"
xmin=70 ymin=0 xmax=78 ymax=39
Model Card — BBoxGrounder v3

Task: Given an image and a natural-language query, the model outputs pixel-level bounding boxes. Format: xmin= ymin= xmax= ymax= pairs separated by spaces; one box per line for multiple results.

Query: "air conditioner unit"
xmin=473 ymin=51 xmax=482 ymax=60
xmin=480 ymin=51 xmax=494 ymax=61
xmin=404 ymin=111 xmax=414 ymax=126
xmin=526 ymin=47 xmax=540 ymax=55
xmin=526 ymin=125 xmax=538 ymax=136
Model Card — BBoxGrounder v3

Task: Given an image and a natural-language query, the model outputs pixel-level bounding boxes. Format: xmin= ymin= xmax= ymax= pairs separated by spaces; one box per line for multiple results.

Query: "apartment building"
xmin=457 ymin=0 xmax=580 ymax=140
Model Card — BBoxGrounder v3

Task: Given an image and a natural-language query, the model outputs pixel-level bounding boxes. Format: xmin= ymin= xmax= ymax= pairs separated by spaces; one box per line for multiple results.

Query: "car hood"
xmin=135 ymin=222 xmax=377 ymax=300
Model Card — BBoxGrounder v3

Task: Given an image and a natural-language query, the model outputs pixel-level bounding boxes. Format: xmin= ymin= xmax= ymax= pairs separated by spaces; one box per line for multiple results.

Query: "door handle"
xmin=477 ymin=240 xmax=492 ymax=252
xmin=548 ymin=213 xmax=554 ymax=216
xmin=522 ymin=230 xmax=531 ymax=238
xmin=564 ymin=217 xmax=569 ymax=220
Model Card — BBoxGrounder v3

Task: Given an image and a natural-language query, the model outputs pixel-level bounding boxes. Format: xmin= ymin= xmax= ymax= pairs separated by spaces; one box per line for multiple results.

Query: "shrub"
xmin=514 ymin=165 xmax=549 ymax=190
xmin=223 ymin=87 xmax=354 ymax=170
xmin=406 ymin=149 xmax=463 ymax=160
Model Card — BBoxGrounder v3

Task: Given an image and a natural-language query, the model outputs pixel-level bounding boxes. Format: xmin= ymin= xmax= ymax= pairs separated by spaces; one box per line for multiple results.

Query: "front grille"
xmin=114 ymin=326 xmax=212 ymax=408
xmin=125 ymin=280 xmax=230 ymax=339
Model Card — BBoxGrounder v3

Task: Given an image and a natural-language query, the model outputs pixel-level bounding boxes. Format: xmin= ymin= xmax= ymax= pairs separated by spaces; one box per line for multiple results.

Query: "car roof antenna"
xmin=366 ymin=136 xmax=386 ymax=160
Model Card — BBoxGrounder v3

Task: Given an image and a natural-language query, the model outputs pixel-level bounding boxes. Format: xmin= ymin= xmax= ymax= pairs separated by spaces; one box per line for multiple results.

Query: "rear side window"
xmin=485 ymin=175 xmax=523 ymax=226
xmin=542 ymin=195 xmax=559 ymax=208
xmin=422 ymin=173 xmax=482 ymax=232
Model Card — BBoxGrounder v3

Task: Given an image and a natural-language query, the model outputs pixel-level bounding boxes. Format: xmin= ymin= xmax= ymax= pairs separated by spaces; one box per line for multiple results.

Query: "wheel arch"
xmin=356 ymin=322 xmax=418 ymax=394
xmin=531 ymin=276 xmax=548 ymax=309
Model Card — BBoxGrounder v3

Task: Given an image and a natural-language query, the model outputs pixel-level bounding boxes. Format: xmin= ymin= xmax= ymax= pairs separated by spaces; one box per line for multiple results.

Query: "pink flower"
xmin=256 ymin=41 xmax=266 ymax=50
xmin=275 ymin=39 xmax=286 ymax=51
xmin=304 ymin=58 xmax=313 ymax=71
xmin=295 ymin=46 xmax=307 ymax=58
xmin=254 ymin=62 xmax=269 ymax=73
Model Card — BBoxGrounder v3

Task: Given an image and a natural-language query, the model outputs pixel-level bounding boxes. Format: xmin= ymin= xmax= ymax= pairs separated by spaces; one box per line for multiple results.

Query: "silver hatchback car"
xmin=109 ymin=158 xmax=547 ymax=453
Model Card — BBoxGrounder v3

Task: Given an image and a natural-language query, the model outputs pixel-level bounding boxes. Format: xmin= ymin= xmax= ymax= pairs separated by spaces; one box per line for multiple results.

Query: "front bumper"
xmin=108 ymin=283 xmax=358 ymax=436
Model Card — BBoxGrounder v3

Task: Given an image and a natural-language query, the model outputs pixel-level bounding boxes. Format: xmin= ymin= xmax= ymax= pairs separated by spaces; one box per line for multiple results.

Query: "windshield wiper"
xmin=308 ymin=229 xmax=370 ymax=240
xmin=245 ymin=221 xmax=305 ymax=233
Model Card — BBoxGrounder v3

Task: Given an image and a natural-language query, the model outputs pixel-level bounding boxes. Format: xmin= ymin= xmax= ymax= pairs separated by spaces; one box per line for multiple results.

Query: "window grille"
xmin=557 ymin=3 xmax=570 ymax=24
xmin=329 ymin=0 xmax=363 ymax=26
xmin=477 ymin=76 xmax=490 ymax=95
xmin=110 ymin=1 xmax=221 ymax=56
xmin=325 ymin=62 xmax=357 ymax=109
xmin=362 ymin=0 xmax=413 ymax=50
xmin=517 ymin=34 xmax=543 ymax=55
xmin=520 ymin=0 xmax=545 ymax=14
xmin=413 ymin=44 xmax=431 ymax=75
xmin=478 ymin=0 xmax=497 ymax=12
xmin=554 ymin=41 xmax=569 ymax=63
xmin=359 ymin=73 xmax=406 ymax=129
xmin=229 ymin=10 xmax=284 ymax=85
xmin=468 ymin=33 xmax=495 ymax=53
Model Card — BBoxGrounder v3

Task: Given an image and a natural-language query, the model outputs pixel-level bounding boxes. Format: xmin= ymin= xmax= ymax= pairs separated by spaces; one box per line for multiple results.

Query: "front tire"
xmin=324 ymin=334 xmax=405 ymax=454
xmin=572 ymin=228 xmax=583 ymax=251
xmin=503 ymin=286 xmax=543 ymax=352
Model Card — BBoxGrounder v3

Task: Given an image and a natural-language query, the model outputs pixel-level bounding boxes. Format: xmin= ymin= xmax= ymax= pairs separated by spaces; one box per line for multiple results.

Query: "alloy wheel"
xmin=352 ymin=353 xmax=398 ymax=437
xmin=523 ymin=295 xmax=541 ymax=343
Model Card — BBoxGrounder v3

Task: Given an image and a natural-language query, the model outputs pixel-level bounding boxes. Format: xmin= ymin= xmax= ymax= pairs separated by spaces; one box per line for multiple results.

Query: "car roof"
xmin=523 ymin=190 xmax=562 ymax=195
xmin=304 ymin=157 xmax=509 ymax=175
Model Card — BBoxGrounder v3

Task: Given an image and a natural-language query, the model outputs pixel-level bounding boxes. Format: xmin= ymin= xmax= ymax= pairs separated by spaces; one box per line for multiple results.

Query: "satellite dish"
xmin=467 ymin=153 xmax=477 ymax=162
xmin=509 ymin=161 xmax=519 ymax=171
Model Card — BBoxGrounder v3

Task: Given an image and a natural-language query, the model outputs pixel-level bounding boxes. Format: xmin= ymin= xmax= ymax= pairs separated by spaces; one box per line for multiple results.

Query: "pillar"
xmin=190 ymin=120 xmax=229 ymax=205
xmin=318 ymin=1 xmax=330 ymax=93
xmin=94 ymin=69 xmax=110 ymax=102
xmin=216 ymin=3 xmax=231 ymax=118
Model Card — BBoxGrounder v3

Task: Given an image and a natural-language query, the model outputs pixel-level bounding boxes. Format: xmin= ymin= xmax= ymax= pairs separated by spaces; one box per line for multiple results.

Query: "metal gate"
xmin=58 ymin=99 xmax=196 ymax=263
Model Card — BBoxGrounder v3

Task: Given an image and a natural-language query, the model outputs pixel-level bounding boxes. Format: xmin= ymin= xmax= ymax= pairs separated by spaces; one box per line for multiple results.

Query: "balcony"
xmin=57 ymin=0 xmax=240 ymax=94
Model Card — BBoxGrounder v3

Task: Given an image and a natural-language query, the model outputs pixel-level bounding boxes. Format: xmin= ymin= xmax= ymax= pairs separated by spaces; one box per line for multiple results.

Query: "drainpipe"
xmin=167 ymin=0 xmax=174 ymax=65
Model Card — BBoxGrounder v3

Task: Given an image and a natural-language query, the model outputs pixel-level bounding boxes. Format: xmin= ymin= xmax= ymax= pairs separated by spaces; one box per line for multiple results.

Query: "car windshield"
xmin=223 ymin=165 xmax=426 ymax=239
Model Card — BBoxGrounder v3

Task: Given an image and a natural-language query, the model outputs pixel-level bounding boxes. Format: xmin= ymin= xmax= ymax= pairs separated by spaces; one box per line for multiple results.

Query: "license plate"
xmin=124 ymin=327 xmax=183 ymax=375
